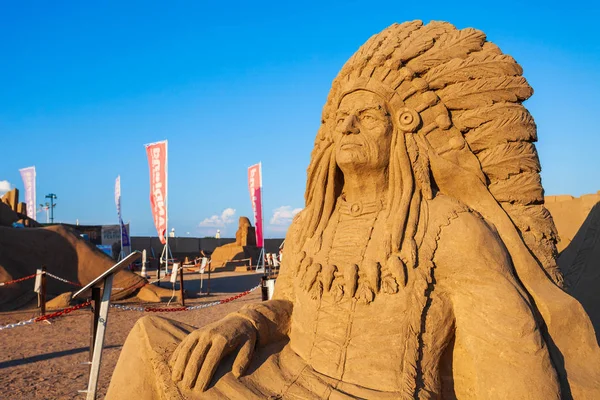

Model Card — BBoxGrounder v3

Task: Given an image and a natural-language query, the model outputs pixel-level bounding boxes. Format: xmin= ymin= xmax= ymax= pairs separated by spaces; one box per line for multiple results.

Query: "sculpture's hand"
xmin=169 ymin=315 xmax=257 ymax=392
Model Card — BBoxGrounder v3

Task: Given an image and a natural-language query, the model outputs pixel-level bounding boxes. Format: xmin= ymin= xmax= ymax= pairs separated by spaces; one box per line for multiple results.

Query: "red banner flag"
xmin=145 ymin=141 xmax=168 ymax=244
xmin=248 ymin=163 xmax=264 ymax=247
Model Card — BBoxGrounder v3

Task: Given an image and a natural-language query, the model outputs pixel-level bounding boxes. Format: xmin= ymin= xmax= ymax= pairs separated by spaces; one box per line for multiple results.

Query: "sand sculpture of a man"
xmin=107 ymin=21 xmax=600 ymax=399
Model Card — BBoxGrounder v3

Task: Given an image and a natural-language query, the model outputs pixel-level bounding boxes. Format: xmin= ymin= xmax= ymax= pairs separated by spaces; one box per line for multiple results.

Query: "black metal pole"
xmin=179 ymin=264 xmax=185 ymax=307
xmin=89 ymin=287 xmax=101 ymax=366
xmin=261 ymin=276 xmax=268 ymax=301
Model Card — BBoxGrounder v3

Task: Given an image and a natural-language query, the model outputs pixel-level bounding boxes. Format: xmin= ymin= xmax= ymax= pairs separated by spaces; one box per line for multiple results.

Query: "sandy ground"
xmin=0 ymin=269 xmax=263 ymax=400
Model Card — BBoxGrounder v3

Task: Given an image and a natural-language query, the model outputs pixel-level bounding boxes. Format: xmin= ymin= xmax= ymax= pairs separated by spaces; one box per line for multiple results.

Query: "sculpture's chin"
xmin=336 ymin=150 xmax=366 ymax=171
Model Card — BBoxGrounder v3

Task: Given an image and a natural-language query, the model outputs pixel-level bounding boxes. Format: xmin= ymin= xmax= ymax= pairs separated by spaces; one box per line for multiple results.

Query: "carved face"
xmin=334 ymin=90 xmax=393 ymax=173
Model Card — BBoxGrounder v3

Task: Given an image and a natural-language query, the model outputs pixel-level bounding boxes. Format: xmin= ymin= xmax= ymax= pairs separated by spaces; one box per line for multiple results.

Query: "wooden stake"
xmin=207 ymin=261 xmax=211 ymax=295
xmin=157 ymin=258 xmax=161 ymax=286
xmin=40 ymin=266 xmax=47 ymax=317
xmin=179 ymin=263 xmax=185 ymax=307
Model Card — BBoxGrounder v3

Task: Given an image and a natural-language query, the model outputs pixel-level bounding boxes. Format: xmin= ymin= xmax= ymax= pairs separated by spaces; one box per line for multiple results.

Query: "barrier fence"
xmin=0 ymin=273 xmax=37 ymax=286
xmin=45 ymin=272 xmax=83 ymax=287
xmin=0 ymin=271 xmax=81 ymax=288
xmin=0 ymin=284 xmax=261 ymax=331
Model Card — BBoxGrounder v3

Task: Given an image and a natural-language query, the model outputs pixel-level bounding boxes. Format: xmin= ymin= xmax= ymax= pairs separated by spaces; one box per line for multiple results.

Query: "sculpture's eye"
xmin=336 ymin=114 xmax=349 ymax=128
xmin=362 ymin=114 xmax=375 ymax=122
xmin=359 ymin=111 xmax=381 ymax=128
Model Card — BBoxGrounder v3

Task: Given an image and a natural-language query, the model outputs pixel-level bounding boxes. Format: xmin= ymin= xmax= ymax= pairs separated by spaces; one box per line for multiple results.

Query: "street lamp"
xmin=45 ymin=193 xmax=57 ymax=223
xmin=38 ymin=202 xmax=50 ymax=223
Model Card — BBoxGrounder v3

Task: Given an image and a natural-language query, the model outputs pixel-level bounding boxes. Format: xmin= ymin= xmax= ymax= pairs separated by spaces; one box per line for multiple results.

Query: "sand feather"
xmin=463 ymin=109 xmax=537 ymax=152
xmin=489 ymin=172 xmax=544 ymax=205
xmin=395 ymin=21 xmax=455 ymax=63
xmin=407 ymin=135 xmax=433 ymax=199
xmin=406 ymin=28 xmax=486 ymax=74
xmin=453 ymin=102 xmax=530 ymax=131
xmin=500 ymin=203 xmax=558 ymax=239
xmin=477 ymin=142 xmax=540 ymax=180
xmin=424 ymin=52 xmax=522 ymax=89
xmin=437 ymin=76 xmax=532 ymax=109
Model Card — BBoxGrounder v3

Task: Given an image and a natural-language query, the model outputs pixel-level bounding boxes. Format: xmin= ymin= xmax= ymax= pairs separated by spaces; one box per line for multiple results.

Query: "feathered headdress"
xmin=313 ymin=20 xmax=561 ymax=284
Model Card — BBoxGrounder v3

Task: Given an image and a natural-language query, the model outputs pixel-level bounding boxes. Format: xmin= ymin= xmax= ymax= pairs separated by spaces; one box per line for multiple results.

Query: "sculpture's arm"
xmin=223 ymin=208 xmax=308 ymax=345
xmin=434 ymin=212 xmax=561 ymax=399
xmin=169 ymin=212 xmax=304 ymax=392
xmin=232 ymin=299 xmax=293 ymax=346
xmin=231 ymin=209 xmax=307 ymax=343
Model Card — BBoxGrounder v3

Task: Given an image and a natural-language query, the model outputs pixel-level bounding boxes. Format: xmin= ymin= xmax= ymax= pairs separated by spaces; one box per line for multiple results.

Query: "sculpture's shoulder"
xmin=284 ymin=210 xmax=307 ymax=248
xmin=417 ymin=194 xmax=470 ymax=263
xmin=271 ymin=211 xmax=309 ymax=301
xmin=422 ymin=195 xmax=514 ymax=279
xmin=418 ymin=195 xmax=505 ymax=268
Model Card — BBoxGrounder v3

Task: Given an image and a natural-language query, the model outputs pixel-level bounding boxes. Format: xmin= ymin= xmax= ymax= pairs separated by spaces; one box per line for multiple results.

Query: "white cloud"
xmin=270 ymin=206 xmax=302 ymax=226
xmin=198 ymin=208 xmax=237 ymax=228
xmin=0 ymin=180 xmax=11 ymax=196
xmin=221 ymin=208 xmax=236 ymax=224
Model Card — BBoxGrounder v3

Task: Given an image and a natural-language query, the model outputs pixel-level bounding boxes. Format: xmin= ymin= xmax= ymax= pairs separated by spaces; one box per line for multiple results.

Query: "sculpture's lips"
xmin=341 ymin=143 xmax=362 ymax=149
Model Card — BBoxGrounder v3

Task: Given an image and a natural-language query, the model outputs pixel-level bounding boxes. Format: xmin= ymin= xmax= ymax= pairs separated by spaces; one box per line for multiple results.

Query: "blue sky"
xmin=1 ymin=1 xmax=599 ymax=237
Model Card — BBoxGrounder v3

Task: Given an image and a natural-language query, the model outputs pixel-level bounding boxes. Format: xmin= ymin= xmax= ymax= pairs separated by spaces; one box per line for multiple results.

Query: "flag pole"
xmin=33 ymin=167 xmax=37 ymax=222
xmin=117 ymin=176 xmax=124 ymax=261
xmin=259 ymin=162 xmax=265 ymax=272
xmin=165 ymin=140 xmax=169 ymax=274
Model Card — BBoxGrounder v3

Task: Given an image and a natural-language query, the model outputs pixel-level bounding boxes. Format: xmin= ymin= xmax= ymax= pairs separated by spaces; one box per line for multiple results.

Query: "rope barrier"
xmin=35 ymin=301 xmax=92 ymax=322
xmin=0 ymin=284 xmax=261 ymax=330
xmin=0 ymin=274 xmax=37 ymax=286
xmin=45 ymin=272 xmax=83 ymax=287
xmin=0 ymin=301 xmax=92 ymax=330
xmin=0 ymin=317 xmax=36 ymax=331
xmin=110 ymin=284 xmax=260 ymax=313
xmin=146 ymin=276 xmax=168 ymax=285
xmin=0 ymin=271 xmax=133 ymax=295
xmin=0 ymin=272 xmax=82 ymax=288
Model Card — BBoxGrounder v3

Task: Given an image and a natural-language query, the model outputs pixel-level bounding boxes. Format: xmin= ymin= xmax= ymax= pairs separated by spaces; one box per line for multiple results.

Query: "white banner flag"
xmin=19 ymin=166 xmax=36 ymax=221
xmin=115 ymin=175 xmax=122 ymax=221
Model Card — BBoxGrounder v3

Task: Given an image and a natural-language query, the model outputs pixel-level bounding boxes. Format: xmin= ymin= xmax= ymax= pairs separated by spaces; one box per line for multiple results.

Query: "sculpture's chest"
xmin=286 ymin=197 xmax=464 ymax=392
xmin=289 ymin=283 xmax=418 ymax=392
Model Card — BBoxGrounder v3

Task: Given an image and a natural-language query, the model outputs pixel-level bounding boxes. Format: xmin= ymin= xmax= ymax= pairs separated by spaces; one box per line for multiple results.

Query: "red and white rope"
xmin=0 ymin=285 xmax=261 ymax=331
xmin=45 ymin=272 xmax=82 ymax=287
xmin=0 ymin=274 xmax=37 ymax=287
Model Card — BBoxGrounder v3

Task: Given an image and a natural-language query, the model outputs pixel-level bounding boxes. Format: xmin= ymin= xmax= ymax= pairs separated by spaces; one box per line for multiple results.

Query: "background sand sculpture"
xmin=106 ymin=20 xmax=600 ymax=399
xmin=546 ymin=192 xmax=600 ymax=252
xmin=0 ymin=224 xmax=144 ymax=310
xmin=210 ymin=217 xmax=260 ymax=270
xmin=547 ymin=192 xmax=600 ymax=343
xmin=1 ymin=189 xmax=41 ymax=228
xmin=0 ymin=192 xmax=174 ymax=310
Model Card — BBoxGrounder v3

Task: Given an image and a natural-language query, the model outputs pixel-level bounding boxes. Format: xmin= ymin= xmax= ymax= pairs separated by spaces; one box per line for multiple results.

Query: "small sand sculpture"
xmin=1 ymin=188 xmax=40 ymax=227
xmin=210 ymin=217 xmax=259 ymax=269
xmin=107 ymin=21 xmax=600 ymax=399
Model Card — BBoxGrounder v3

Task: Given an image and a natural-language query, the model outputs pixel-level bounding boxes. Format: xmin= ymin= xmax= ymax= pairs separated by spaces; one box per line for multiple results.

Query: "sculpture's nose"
xmin=341 ymin=115 xmax=360 ymax=135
